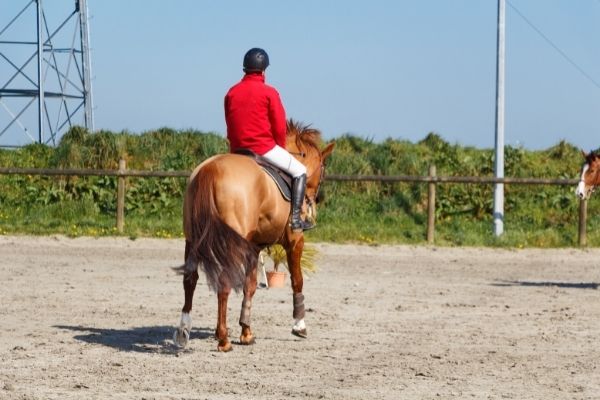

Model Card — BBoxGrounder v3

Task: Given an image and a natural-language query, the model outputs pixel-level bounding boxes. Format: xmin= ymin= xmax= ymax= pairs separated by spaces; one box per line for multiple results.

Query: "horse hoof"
xmin=173 ymin=327 xmax=190 ymax=348
xmin=217 ymin=341 xmax=233 ymax=352
xmin=239 ymin=336 xmax=256 ymax=345
xmin=291 ymin=328 xmax=307 ymax=338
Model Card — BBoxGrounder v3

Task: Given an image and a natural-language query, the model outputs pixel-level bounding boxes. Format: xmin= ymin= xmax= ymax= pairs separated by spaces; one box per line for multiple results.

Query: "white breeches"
xmin=263 ymin=145 xmax=307 ymax=178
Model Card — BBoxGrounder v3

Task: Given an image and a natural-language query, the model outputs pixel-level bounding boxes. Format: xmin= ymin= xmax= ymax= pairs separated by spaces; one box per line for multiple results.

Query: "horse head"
xmin=286 ymin=119 xmax=335 ymax=223
xmin=576 ymin=150 xmax=600 ymax=200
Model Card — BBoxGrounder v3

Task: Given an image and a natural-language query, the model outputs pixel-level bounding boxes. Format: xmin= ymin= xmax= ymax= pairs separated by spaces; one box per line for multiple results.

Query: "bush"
xmin=0 ymin=126 xmax=593 ymax=247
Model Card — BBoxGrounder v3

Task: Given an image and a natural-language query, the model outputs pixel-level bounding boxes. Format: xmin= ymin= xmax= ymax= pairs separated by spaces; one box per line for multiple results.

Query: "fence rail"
xmin=0 ymin=162 xmax=588 ymax=245
xmin=326 ymin=174 xmax=579 ymax=185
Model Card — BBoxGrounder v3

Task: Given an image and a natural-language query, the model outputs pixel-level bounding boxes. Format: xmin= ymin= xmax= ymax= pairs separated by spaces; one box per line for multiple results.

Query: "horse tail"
xmin=176 ymin=162 xmax=257 ymax=293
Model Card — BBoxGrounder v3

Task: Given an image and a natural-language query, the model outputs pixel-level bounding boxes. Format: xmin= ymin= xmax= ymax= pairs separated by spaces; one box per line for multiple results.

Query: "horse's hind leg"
xmin=239 ymin=260 xmax=259 ymax=345
xmin=174 ymin=241 xmax=198 ymax=348
xmin=215 ymin=275 xmax=233 ymax=352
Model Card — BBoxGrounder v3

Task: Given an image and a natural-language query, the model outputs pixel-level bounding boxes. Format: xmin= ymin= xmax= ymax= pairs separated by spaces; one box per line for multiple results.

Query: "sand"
xmin=1 ymin=235 xmax=599 ymax=399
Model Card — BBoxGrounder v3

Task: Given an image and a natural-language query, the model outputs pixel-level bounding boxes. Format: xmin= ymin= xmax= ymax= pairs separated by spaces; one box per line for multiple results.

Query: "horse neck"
xmin=593 ymin=165 xmax=600 ymax=185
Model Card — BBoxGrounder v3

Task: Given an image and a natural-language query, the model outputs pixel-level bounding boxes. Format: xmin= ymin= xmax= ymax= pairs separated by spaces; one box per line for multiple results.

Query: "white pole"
xmin=79 ymin=0 xmax=95 ymax=132
xmin=493 ymin=0 xmax=505 ymax=236
xmin=36 ymin=0 xmax=44 ymax=143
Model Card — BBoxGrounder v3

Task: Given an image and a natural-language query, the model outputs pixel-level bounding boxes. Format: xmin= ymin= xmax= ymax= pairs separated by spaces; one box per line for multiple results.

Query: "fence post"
xmin=116 ymin=159 xmax=126 ymax=233
xmin=427 ymin=165 xmax=436 ymax=244
xmin=578 ymin=198 xmax=587 ymax=247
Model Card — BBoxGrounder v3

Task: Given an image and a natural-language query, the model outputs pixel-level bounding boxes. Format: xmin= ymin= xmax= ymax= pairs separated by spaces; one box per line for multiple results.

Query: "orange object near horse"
xmin=576 ymin=150 xmax=600 ymax=200
xmin=173 ymin=120 xmax=334 ymax=352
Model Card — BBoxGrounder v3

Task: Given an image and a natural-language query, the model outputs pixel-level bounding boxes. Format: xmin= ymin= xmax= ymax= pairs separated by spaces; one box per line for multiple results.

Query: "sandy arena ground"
xmin=1 ymin=235 xmax=599 ymax=399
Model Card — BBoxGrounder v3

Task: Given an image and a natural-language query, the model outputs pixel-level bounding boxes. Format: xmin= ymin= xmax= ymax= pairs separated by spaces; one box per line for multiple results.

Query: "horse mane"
xmin=287 ymin=119 xmax=322 ymax=150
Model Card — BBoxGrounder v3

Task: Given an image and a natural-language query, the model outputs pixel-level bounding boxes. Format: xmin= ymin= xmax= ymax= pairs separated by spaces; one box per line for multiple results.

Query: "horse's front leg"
xmin=215 ymin=276 xmax=232 ymax=352
xmin=287 ymin=235 xmax=307 ymax=338
xmin=174 ymin=241 xmax=198 ymax=348
xmin=239 ymin=258 xmax=259 ymax=345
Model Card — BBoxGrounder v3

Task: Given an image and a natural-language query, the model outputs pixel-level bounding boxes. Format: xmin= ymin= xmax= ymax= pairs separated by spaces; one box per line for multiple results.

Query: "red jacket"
xmin=224 ymin=73 xmax=287 ymax=155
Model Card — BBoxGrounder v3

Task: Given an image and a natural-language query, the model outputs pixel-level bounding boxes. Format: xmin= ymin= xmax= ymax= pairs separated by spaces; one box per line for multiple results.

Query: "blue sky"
xmin=1 ymin=0 xmax=599 ymax=150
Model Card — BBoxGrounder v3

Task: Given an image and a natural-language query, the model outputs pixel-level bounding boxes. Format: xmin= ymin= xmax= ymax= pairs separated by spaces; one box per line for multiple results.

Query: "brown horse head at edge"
xmin=576 ymin=150 xmax=600 ymax=200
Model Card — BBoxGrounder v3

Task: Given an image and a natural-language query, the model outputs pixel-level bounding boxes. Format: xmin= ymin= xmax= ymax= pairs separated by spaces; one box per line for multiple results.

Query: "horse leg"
xmin=287 ymin=235 xmax=307 ymax=338
xmin=239 ymin=259 xmax=259 ymax=345
xmin=174 ymin=241 xmax=198 ymax=348
xmin=215 ymin=276 xmax=233 ymax=352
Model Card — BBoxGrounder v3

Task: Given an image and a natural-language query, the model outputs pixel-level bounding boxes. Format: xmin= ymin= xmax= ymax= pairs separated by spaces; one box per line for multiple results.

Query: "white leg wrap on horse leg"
xmin=293 ymin=318 xmax=306 ymax=331
xmin=173 ymin=312 xmax=192 ymax=347
xmin=239 ymin=299 xmax=252 ymax=327
xmin=180 ymin=312 xmax=192 ymax=330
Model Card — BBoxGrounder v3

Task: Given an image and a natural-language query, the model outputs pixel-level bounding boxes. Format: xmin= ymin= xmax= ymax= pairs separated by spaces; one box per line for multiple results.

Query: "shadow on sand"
xmin=54 ymin=324 xmax=214 ymax=353
xmin=491 ymin=280 xmax=598 ymax=290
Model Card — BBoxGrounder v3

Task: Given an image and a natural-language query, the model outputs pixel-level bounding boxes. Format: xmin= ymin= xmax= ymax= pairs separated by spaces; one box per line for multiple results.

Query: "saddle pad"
xmin=262 ymin=166 xmax=291 ymax=202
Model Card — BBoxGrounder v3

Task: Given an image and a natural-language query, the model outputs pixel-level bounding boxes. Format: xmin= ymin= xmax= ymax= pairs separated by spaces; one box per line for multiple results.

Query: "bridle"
xmin=310 ymin=157 xmax=325 ymax=205
xmin=290 ymin=149 xmax=325 ymax=209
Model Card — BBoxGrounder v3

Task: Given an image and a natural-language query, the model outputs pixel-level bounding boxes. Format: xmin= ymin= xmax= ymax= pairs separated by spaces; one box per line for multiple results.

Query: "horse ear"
xmin=321 ymin=142 xmax=335 ymax=161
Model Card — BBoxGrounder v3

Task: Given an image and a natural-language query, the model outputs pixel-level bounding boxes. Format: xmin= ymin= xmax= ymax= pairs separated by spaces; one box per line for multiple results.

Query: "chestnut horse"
xmin=576 ymin=151 xmax=600 ymax=199
xmin=173 ymin=120 xmax=335 ymax=352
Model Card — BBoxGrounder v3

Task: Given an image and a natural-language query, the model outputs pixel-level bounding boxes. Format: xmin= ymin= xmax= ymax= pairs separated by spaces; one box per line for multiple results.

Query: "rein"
xmin=305 ymin=153 xmax=325 ymax=209
xmin=290 ymin=148 xmax=322 ymax=204
xmin=289 ymin=132 xmax=325 ymax=209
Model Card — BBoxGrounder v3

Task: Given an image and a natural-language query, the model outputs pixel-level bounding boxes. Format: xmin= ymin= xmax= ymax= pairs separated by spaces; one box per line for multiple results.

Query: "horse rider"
xmin=224 ymin=47 xmax=314 ymax=232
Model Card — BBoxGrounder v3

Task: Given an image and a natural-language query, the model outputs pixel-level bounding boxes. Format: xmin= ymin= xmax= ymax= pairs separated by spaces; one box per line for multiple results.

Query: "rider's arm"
xmin=268 ymin=89 xmax=287 ymax=149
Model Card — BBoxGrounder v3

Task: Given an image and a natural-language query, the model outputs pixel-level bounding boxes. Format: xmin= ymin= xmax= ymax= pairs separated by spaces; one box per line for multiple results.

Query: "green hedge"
xmin=0 ymin=126 xmax=597 ymax=247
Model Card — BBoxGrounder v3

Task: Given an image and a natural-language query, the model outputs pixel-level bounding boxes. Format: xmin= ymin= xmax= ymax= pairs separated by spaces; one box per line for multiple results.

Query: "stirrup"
xmin=290 ymin=219 xmax=315 ymax=233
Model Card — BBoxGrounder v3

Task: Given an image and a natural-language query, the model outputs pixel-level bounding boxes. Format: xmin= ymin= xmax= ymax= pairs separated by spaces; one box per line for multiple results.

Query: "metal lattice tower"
xmin=0 ymin=0 xmax=94 ymax=147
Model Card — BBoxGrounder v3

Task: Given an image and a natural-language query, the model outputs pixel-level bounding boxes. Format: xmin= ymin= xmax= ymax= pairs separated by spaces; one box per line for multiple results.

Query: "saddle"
xmin=234 ymin=149 xmax=292 ymax=201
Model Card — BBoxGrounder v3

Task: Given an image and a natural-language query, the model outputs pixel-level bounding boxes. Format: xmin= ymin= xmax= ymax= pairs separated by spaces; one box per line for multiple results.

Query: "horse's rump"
xmin=182 ymin=159 xmax=258 ymax=292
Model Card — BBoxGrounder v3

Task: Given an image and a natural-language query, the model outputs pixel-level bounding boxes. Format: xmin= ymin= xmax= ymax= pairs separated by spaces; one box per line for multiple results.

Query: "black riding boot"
xmin=290 ymin=174 xmax=315 ymax=233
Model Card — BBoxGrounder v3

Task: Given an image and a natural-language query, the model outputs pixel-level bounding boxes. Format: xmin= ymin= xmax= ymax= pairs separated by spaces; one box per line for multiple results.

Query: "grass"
xmin=1 ymin=195 xmax=597 ymax=248
xmin=0 ymin=125 xmax=598 ymax=248
xmin=0 ymin=199 xmax=182 ymax=238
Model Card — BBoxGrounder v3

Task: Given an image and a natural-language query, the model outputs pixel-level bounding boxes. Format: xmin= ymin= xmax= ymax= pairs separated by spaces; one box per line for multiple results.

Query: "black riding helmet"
xmin=243 ymin=48 xmax=269 ymax=73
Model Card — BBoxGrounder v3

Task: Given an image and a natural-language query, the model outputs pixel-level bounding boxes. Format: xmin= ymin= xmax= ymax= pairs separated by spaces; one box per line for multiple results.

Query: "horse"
xmin=173 ymin=120 xmax=335 ymax=352
xmin=576 ymin=150 xmax=600 ymax=200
